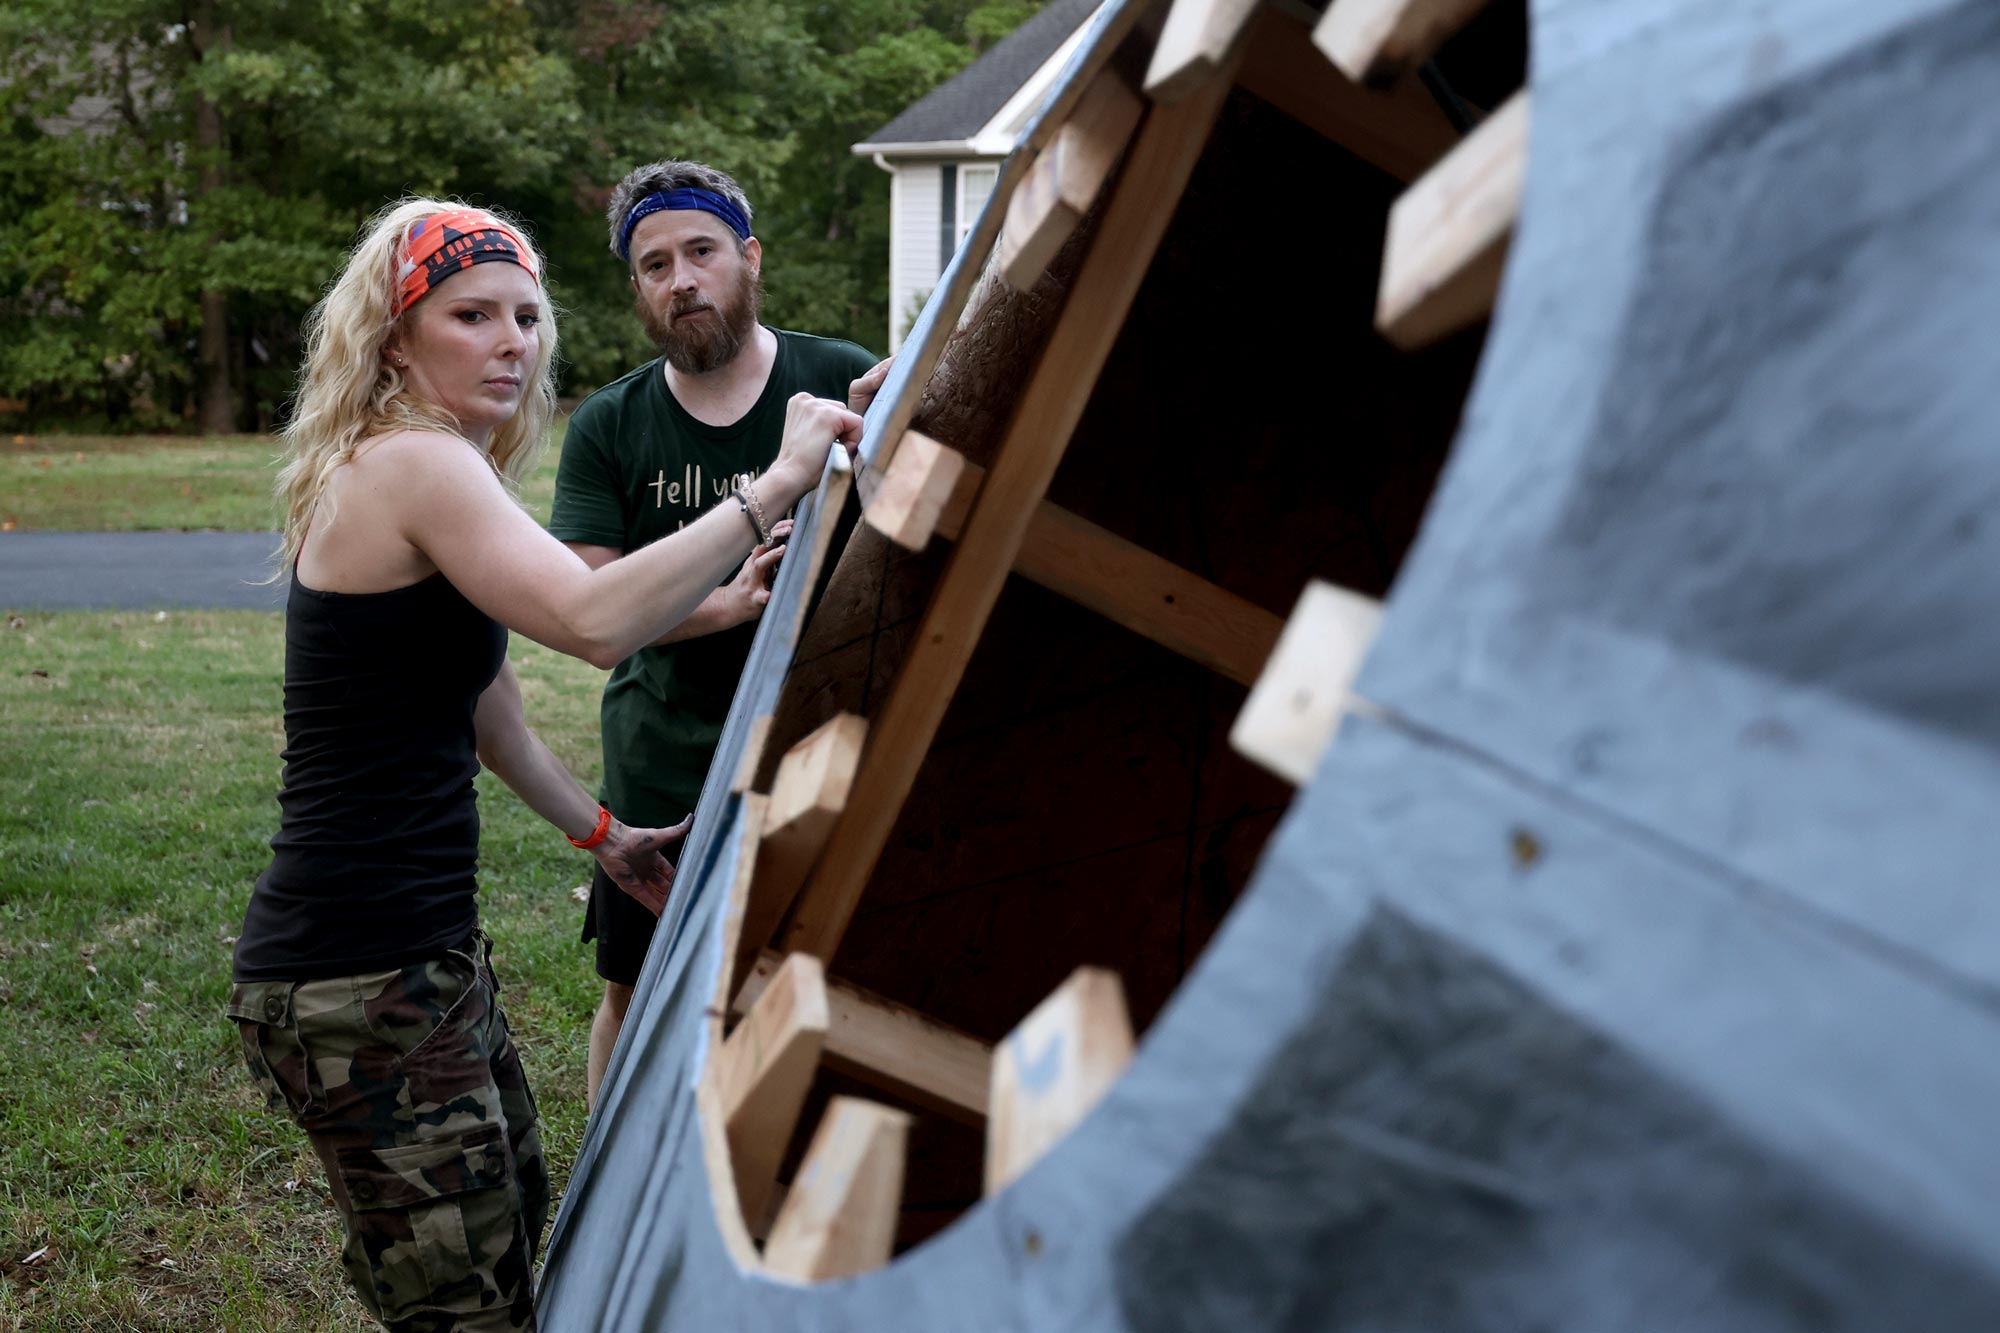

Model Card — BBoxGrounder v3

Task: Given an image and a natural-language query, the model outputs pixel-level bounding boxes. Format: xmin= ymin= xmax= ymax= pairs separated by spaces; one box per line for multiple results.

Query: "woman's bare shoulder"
xmin=349 ymin=429 xmax=495 ymax=487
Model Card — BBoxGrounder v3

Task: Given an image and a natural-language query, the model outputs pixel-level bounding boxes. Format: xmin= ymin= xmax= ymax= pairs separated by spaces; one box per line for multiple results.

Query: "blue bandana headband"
xmin=617 ymin=188 xmax=753 ymax=260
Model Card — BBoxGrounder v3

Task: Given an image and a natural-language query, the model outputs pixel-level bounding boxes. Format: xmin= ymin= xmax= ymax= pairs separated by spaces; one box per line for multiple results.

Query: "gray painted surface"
xmin=539 ymin=0 xmax=2000 ymax=1326
xmin=0 ymin=531 xmax=286 ymax=610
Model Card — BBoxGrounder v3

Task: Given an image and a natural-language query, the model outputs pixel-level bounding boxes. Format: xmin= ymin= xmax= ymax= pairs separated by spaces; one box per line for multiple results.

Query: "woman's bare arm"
xmin=376 ymin=393 xmax=858 ymax=667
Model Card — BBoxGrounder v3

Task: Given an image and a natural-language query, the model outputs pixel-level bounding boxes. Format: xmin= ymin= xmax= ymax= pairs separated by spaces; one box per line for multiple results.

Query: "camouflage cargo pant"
xmin=227 ymin=931 xmax=548 ymax=1331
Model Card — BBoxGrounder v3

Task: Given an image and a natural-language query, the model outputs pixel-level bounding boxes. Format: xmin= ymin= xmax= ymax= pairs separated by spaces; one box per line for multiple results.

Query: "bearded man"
xmin=548 ymin=160 xmax=888 ymax=1104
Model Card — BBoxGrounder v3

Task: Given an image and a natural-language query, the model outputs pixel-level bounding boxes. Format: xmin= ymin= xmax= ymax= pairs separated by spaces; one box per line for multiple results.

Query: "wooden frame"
xmin=779 ymin=56 xmax=1245 ymax=968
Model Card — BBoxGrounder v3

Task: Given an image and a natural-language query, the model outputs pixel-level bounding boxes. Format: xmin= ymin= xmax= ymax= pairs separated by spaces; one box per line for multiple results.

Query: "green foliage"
xmin=0 ymin=0 xmax=1048 ymax=430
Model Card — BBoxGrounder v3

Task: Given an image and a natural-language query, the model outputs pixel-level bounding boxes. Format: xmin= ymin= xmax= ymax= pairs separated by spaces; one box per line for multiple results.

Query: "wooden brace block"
xmin=999 ymin=70 xmax=1144 ymax=290
xmin=862 ymin=430 xmax=970 ymax=552
xmin=715 ymin=952 xmax=830 ymax=1227
xmin=985 ymin=966 xmax=1135 ymax=1195
xmin=731 ymin=713 xmax=869 ymax=1006
xmin=1377 ymin=88 xmax=1529 ymax=349
xmin=1237 ymin=5 xmax=1461 ymax=184
xmin=1315 ymin=0 xmax=1493 ymax=87
xmin=763 ymin=1096 xmax=912 ymax=1283
xmin=1145 ymin=0 xmax=1262 ymax=104
xmin=738 ymin=948 xmax=992 ymax=1126
xmin=1228 ymin=579 xmax=1384 ymax=785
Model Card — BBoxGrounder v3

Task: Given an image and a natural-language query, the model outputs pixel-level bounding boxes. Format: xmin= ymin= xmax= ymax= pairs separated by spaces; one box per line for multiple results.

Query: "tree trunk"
xmin=193 ymin=3 xmax=236 ymax=435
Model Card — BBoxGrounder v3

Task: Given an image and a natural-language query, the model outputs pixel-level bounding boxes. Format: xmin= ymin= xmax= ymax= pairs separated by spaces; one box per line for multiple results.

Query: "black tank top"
xmin=233 ymin=567 xmax=506 ymax=981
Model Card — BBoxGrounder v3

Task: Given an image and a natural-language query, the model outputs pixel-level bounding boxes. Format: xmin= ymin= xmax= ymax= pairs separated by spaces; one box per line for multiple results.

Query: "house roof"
xmin=855 ymin=0 xmax=1102 ymax=152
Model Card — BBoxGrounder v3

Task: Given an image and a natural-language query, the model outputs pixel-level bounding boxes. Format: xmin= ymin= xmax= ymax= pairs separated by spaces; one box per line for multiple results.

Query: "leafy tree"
xmin=0 ymin=0 xmax=1045 ymax=431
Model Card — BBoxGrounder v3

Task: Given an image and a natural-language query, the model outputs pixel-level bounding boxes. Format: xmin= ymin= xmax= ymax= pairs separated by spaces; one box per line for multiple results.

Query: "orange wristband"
xmin=568 ymin=806 xmax=612 ymax=850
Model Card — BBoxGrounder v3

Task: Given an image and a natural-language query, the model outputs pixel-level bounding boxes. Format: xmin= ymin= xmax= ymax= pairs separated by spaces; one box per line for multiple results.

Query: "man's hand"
xmin=718 ymin=517 xmax=793 ymax=628
xmin=848 ymin=356 xmax=893 ymax=417
xmin=593 ymin=813 xmax=695 ymax=916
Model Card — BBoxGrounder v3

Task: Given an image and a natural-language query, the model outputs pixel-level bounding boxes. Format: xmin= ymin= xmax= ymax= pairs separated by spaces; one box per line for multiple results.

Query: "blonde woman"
xmin=225 ymin=200 xmax=860 ymax=1331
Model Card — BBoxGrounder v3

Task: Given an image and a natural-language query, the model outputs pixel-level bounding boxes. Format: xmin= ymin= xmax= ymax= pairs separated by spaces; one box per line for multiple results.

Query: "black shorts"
xmin=579 ymin=864 xmax=659 ymax=987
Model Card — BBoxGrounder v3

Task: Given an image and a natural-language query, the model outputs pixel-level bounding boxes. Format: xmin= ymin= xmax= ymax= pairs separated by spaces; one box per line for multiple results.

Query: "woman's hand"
xmin=593 ymin=813 xmax=695 ymax=917
xmin=763 ymin=393 xmax=865 ymax=510
xmin=717 ymin=518 xmax=792 ymax=628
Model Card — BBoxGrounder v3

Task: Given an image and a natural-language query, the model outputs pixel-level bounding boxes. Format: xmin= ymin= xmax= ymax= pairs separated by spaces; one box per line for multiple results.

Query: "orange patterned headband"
xmin=393 ymin=208 xmax=540 ymax=317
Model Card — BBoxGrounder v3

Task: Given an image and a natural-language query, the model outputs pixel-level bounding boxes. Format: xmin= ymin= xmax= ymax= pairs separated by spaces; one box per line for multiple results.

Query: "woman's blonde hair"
xmin=272 ymin=197 xmax=559 ymax=574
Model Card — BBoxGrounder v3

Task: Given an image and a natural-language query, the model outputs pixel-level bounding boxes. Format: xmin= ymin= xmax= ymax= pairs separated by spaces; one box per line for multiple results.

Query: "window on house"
xmin=958 ymin=164 xmax=999 ymax=245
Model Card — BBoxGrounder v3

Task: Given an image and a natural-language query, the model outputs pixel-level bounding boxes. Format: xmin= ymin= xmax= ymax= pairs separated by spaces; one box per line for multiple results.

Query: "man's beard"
xmin=639 ymin=262 xmax=763 ymax=374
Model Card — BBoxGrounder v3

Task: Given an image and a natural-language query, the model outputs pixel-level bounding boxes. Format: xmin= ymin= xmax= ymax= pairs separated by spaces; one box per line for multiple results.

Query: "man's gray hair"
xmin=605 ymin=160 xmax=755 ymax=260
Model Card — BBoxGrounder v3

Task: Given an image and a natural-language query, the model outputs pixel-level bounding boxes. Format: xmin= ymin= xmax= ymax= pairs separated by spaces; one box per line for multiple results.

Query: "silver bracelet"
xmin=732 ymin=475 xmax=773 ymax=545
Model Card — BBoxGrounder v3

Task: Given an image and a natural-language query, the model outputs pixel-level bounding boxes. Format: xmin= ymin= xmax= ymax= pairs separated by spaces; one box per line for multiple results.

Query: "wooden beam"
xmin=1237 ymin=5 xmax=1460 ymax=183
xmin=1144 ymin=0 xmax=1260 ymax=105
xmin=737 ymin=948 xmax=992 ymax=1127
xmin=763 ymin=1096 xmax=911 ymax=1283
xmin=985 ymin=967 xmax=1134 ymax=1194
xmin=779 ymin=58 xmax=1244 ymax=967
xmin=861 ymin=431 xmax=968 ymax=551
xmin=1315 ymin=0 xmax=1491 ymax=87
xmin=1010 ymin=491 xmax=1283 ymax=688
xmin=731 ymin=713 xmax=773 ymax=796
xmin=999 ymin=70 xmax=1144 ymax=290
xmin=868 ymin=435 xmax=1281 ymax=684
xmin=714 ymin=952 xmax=830 ymax=1228
xmin=731 ymin=713 xmax=868 ymax=1007
xmin=1228 ymin=579 xmax=1384 ymax=785
xmin=1377 ymin=88 xmax=1529 ymax=348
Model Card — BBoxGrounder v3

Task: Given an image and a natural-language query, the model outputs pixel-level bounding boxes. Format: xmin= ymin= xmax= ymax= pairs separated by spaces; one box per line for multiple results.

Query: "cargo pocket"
xmin=225 ymin=982 xmax=297 ymax=1114
xmin=332 ymin=1121 xmax=521 ymax=1324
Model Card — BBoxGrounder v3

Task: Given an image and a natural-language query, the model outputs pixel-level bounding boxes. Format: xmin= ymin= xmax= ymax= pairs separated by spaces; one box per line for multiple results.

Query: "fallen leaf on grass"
xmin=133 ymin=1001 xmax=157 ymax=1021
xmin=21 ymin=1245 xmax=50 ymax=1266
xmin=28 ymin=668 xmax=47 ymax=678
xmin=571 ymin=884 xmax=590 ymax=903
xmin=6 ymin=614 xmax=23 ymax=629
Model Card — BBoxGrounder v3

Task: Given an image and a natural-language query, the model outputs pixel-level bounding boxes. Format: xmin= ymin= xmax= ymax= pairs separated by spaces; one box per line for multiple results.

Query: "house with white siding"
xmin=853 ymin=0 xmax=1102 ymax=350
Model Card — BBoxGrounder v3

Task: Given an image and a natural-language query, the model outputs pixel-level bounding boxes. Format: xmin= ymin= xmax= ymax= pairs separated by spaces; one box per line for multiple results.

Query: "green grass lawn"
xmin=2 ymin=423 xmax=569 ymax=533
xmin=0 ymin=610 xmax=610 ymax=1331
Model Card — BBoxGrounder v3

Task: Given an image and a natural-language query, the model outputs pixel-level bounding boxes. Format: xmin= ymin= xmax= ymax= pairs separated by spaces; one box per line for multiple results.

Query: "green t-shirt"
xmin=548 ymin=328 xmax=876 ymax=826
